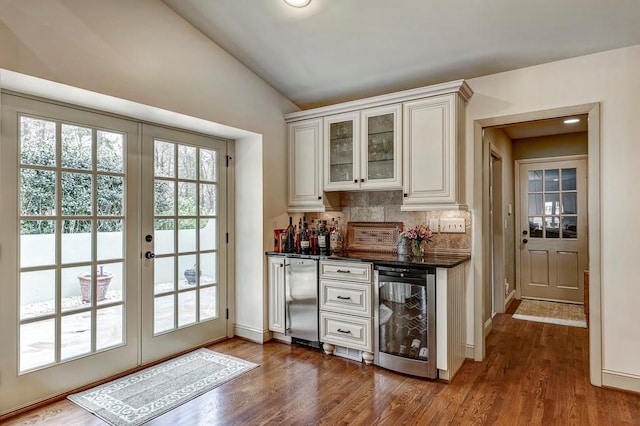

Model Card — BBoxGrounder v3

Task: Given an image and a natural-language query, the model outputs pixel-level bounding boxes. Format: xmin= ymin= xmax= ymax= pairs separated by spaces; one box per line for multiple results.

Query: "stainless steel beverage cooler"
xmin=374 ymin=264 xmax=437 ymax=378
xmin=285 ymin=257 xmax=320 ymax=346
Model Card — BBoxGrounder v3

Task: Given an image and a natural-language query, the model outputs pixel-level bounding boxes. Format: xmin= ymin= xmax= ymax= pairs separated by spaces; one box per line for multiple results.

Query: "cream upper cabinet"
xmin=402 ymin=92 xmax=468 ymax=211
xmin=324 ymin=112 xmax=360 ymax=191
xmin=324 ymin=104 xmax=402 ymax=191
xmin=288 ymin=118 xmax=324 ymax=212
xmin=285 ymin=79 xmax=472 ymax=210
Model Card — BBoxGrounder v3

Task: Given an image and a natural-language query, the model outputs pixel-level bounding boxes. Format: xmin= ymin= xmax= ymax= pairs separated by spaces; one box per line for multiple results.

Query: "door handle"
xmin=522 ymin=239 xmax=528 ymax=244
xmin=522 ymin=230 xmax=528 ymax=235
xmin=144 ymin=251 xmax=155 ymax=259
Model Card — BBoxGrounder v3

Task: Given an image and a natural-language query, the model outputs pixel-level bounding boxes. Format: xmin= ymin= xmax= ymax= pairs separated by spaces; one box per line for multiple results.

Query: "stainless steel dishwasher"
xmin=285 ymin=257 xmax=320 ymax=346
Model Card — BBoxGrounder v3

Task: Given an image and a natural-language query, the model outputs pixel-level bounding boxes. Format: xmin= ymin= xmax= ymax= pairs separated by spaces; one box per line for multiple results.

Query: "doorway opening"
xmin=474 ymin=103 xmax=602 ymax=386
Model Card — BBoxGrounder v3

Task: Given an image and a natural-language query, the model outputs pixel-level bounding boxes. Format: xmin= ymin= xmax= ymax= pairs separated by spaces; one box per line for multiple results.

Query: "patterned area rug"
xmin=68 ymin=348 xmax=258 ymax=426
xmin=512 ymin=299 xmax=587 ymax=328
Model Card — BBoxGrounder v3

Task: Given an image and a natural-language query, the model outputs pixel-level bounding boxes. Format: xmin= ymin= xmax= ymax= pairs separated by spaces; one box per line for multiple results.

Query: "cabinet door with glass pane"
xmin=360 ymin=104 xmax=402 ymax=190
xmin=324 ymin=112 xmax=360 ymax=191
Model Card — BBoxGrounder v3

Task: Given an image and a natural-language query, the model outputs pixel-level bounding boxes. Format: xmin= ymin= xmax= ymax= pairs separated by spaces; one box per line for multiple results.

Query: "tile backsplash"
xmin=285 ymin=190 xmax=470 ymax=253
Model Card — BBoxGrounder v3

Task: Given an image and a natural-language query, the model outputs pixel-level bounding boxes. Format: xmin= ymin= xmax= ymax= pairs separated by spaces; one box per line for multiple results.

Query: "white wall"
xmin=467 ymin=44 xmax=640 ymax=383
xmin=0 ymin=0 xmax=297 ymax=340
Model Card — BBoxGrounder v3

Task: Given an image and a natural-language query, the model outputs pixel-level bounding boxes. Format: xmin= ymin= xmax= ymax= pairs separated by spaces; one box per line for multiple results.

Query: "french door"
xmin=140 ymin=125 xmax=228 ymax=363
xmin=0 ymin=95 xmax=229 ymax=414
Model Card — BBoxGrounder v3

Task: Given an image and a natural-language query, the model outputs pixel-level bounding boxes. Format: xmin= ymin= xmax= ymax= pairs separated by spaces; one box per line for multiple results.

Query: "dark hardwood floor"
xmin=4 ymin=313 xmax=640 ymax=425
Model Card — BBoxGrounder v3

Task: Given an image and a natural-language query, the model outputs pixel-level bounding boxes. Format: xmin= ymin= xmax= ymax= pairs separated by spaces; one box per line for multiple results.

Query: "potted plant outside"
xmin=78 ymin=266 xmax=113 ymax=302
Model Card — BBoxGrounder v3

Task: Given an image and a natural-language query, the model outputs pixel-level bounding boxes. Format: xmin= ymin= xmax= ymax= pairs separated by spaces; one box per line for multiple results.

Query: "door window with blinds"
xmin=527 ymin=167 xmax=578 ymax=240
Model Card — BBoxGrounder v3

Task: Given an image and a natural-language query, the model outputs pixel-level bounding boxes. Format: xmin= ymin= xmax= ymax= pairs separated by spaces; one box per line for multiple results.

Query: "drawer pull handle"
xmin=336 ymin=269 xmax=351 ymax=273
xmin=337 ymin=328 xmax=352 ymax=334
xmin=336 ymin=295 xmax=352 ymax=300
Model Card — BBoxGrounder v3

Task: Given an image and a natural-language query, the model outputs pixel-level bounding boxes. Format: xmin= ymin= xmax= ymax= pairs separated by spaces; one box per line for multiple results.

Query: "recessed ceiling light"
xmin=564 ymin=118 xmax=580 ymax=124
xmin=284 ymin=0 xmax=311 ymax=7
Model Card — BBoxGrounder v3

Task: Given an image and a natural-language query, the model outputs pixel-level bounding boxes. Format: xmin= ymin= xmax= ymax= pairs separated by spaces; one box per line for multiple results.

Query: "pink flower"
xmin=400 ymin=225 xmax=433 ymax=243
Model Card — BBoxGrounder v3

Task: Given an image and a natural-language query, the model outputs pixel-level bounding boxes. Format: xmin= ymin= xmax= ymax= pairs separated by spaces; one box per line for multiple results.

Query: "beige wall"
xmin=483 ymin=128 xmax=516 ymax=318
xmin=513 ymin=132 xmax=588 ymax=160
xmin=0 ymin=0 xmax=297 ymax=340
xmin=467 ymin=44 xmax=640 ymax=384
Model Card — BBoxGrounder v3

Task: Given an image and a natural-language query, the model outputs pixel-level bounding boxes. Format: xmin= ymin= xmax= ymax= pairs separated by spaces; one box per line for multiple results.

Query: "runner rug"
xmin=512 ymin=299 xmax=587 ymax=328
xmin=68 ymin=348 xmax=258 ymax=426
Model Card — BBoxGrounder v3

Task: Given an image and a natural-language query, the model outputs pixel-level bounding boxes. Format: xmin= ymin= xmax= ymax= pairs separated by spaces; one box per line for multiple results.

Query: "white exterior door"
xmin=140 ymin=125 xmax=229 ymax=364
xmin=518 ymin=158 xmax=587 ymax=303
xmin=0 ymin=94 xmax=141 ymax=414
xmin=0 ymin=96 xmax=231 ymax=415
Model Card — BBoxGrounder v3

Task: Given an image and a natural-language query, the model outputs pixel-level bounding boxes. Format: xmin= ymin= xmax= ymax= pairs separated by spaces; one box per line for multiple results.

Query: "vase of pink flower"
xmin=400 ymin=225 xmax=433 ymax=258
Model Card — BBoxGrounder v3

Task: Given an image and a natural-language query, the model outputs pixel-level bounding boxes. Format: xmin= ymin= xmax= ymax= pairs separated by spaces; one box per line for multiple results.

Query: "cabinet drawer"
xmin=320 ymin=261 xmax=372 ymax=283
xmin=320 ymin=311 xmax=372 ymax=352
xmin=320 ymin=279 xmax=371 ymax=317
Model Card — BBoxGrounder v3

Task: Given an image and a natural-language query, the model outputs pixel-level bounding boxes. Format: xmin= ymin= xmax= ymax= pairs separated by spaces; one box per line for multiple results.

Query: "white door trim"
xmin=474 ymin=102 xmax=602 ymax=387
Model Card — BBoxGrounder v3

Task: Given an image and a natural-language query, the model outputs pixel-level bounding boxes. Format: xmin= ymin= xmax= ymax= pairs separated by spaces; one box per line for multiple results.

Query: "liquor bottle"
xmin=318 ymin=220 xmax=329 ymax=255
xmin=330 ymin=218 xmax=343 ymax=254
xmin=285 ymin=217 xmax=296 ymax=253
xmin=300 ymin=220 xmax=310 ymax=255
xmin=310 ymin=228 xmax=318 ymax=255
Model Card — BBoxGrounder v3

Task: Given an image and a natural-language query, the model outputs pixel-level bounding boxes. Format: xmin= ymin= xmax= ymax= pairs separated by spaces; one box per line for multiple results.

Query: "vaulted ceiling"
xmin=163 ymin=0 xmax=640 ymax=110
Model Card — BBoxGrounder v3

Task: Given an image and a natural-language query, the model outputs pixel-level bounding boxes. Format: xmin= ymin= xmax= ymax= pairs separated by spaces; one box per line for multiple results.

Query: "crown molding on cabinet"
xmin=284 ymin=79 xmax=473 ymax=122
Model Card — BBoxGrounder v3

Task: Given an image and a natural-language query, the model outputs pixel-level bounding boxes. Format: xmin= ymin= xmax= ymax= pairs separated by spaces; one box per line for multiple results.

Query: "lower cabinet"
xmin=267 ymin=256 xmax=286 ymax=334
xmin=319 ymin=260 xmax=374 ymax=364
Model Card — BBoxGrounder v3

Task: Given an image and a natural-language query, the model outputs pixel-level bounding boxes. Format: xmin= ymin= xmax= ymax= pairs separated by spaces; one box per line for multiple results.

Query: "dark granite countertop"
xmin=265 ymin=251 xmax=470 ymax=268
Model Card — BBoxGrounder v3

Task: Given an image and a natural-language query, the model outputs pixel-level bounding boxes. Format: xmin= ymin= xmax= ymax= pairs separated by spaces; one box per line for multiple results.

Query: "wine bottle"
xmin=285 ymin=217 xmax=295 ymax=253
xmin=318 ymin=220 xmax=329 ymax=255
xmin=300 ymin=220 xmax=310 ymax=255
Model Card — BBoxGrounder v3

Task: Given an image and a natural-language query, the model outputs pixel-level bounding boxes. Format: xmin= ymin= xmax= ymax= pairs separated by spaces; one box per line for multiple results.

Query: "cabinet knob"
xmin=403 ymin=193 xmax=408 ymax=198
xmin=354 ymin=179 xmax=358 ymax=183
xmin=318 ymin=196 xmax=322 ymax=200
xmin=360 ymin=178 xmax=364 ymax=183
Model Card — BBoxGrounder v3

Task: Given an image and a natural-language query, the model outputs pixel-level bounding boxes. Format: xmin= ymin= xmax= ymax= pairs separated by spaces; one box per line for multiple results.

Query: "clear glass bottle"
xmin=330 ymin=218 xmax=343 ymax=254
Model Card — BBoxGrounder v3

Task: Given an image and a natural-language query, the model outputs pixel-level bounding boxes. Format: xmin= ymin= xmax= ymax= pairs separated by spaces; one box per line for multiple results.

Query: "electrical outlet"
xmin=428 ymin=218 xmax=439 ymax=233
xmin=440 ymin=218 xmax=465 ymax=233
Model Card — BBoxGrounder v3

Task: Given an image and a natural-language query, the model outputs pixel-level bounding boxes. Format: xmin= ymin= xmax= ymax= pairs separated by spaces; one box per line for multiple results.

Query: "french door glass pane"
xmin=562 ymin=168 xmax=577 ymax=191
xmin=21 ymin=220 xmax=56 ymax=267
xmin=97 ymin=131 xmax=124 ymax=173
xmin=97 ymin=305 xmax=124 ymax=350
xmin=544 ymin=169 xmax=559 ymax=191
xmin=18 ymin=114 xmax=126 ymax=373
xmin=528 ymin=170 xmax=543 ymax=192
xmin=20 ymin=117 xmax=55 ymax=166
xmin=153 ymin=140 xmax=219 ymax=334
xmin=61 ymin=124 xmax=92 ymax=170
xmin=20 ymin=319 xmax=55 ymax=371
xmin=20 ymin=270 xmax=55 ymax=320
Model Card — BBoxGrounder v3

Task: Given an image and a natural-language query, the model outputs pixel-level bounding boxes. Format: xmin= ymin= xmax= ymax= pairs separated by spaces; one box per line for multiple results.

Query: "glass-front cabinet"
xmin=324 ymin=104 xmax=402 ymax=191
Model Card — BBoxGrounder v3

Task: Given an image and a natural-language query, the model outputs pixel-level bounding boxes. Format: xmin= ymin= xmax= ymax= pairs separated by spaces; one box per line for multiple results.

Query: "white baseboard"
xmin=271 ymin=331 xmax=292 ymax=344
xmin=602 ymin=370 xmax=640 ymax=394
xmin=505 ymin=290 xmax=516 ymax=308
xmin=465 ymin=344 xmax=475 ymax=359
xmin=234 ymin=324 xmax=271 ymax=344
xmin=484 ymin=318 xmax=492 ymax=337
